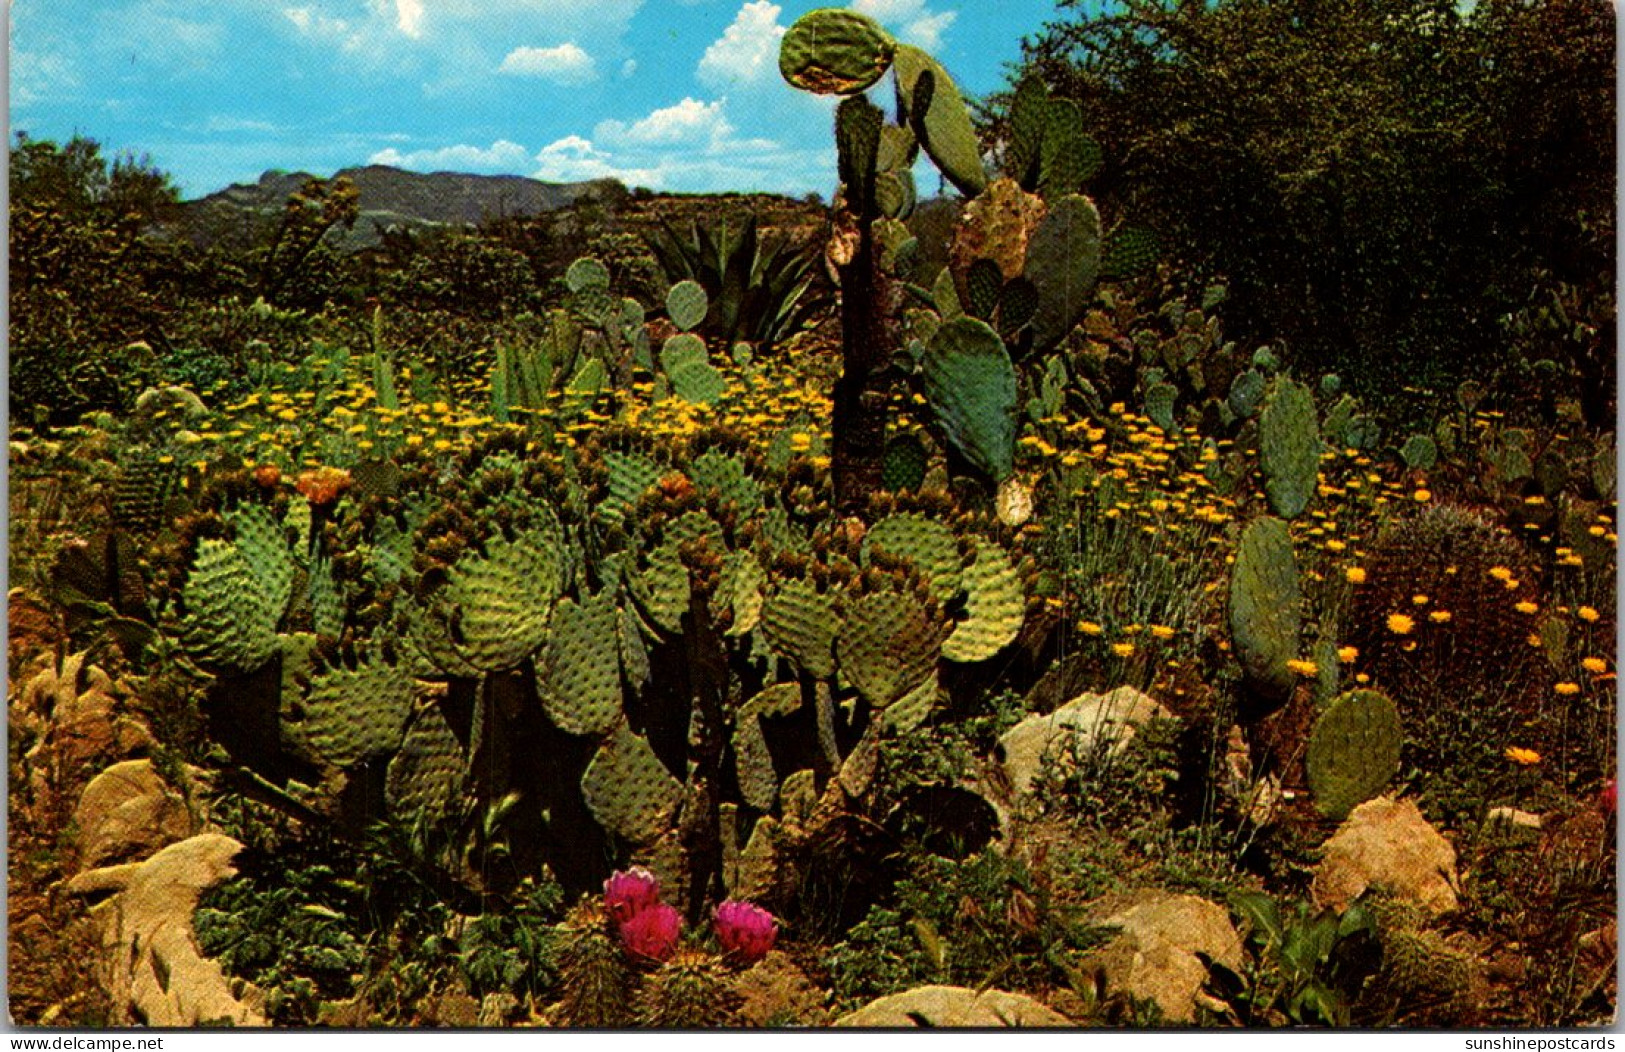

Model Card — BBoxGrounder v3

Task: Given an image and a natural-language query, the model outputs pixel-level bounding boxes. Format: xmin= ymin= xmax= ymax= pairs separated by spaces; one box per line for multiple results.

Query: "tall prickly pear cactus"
xmin=1307 ymin=689 xmax=1403 ymax=820
xmin=1229 ymin=516 xmax=1302 ymax=707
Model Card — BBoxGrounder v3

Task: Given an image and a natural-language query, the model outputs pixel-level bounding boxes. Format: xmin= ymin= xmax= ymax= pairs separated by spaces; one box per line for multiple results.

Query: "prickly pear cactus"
xmin=1307 ymin=688 xmax=1403 ymax=820
xmin=1259 ymin=376 xmax=1321 ymax=519
xmin=666 ymin=280 xmax=709 ymax=333
xmin=732 ymin=683 xmax=804 ymax=812
xmin=1229 ymin=516 xmax=1302 ymax=705
xmin=661 ymin=333 xmax=726 ymax=405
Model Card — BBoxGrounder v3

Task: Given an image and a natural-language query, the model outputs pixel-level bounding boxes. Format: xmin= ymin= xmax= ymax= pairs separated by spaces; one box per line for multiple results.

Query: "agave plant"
xmin=643 ymin=212 xmax=829 ymax=355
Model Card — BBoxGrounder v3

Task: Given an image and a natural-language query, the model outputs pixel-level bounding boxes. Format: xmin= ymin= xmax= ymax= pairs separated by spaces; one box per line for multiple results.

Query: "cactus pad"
xmin=942 ymin=538 xmax=1024 ymax=663
xmin=666 ymin=280 xmax=709 ymax=332
xmin=894 ymin=44 xmax=988 ymax=197
xmin=951 ymin=179 xmax=1047 ymax=287
xmin=733 ymin=683 xmax=803 ymax=812
xmin=444 ymin=528 xmax=565 ymax=671
xmin=1022 ymin=194 xmax=1103 ymax=355
xmin=1229 ymin=516 xmax=1301 ymax=704
xmin=882 ymin=432 xmax=930 ymax=491
xmin=762 ymin=578 xmax=839 ymax=679
xmin=603 ymin=451 xmax=665 ymax=523
xmin=779 ymin=8 xmax=895 ymax=95
xmin=294 ymin=655 xmax=414 ymax=769
xmin=689 ymin=450 xmax=762 ymax=513
xmin=180 ymin=538 xmax=284 ymax=674
xmin=862 ymin=513 xmax=963 ymax=601
xmin=661 ymin=333 xmax=726 ymax=405
xmin=923 ymin=316 xmax=1018 ymax=483
xmin=582 ymin=720 xmax=682 ymax=845
xmin=836 ymin=589 xmax=940 ymax=709
xmin=1259 ymin=376 xmax=1321 ymax=519
xmin=565 ymin=256 xmax=610 ymax=293
xmin=540 ymin=592 xmax=624 ymax=737
xmin=1307 ymin=689 xmax=1403 ymax=820
xmin=386 ymin=687 xmax=467 ymax=820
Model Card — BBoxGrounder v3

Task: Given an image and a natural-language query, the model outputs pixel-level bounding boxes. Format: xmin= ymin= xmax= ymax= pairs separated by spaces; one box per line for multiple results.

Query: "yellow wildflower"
xmin=1150 ymin=625 xmax=1175 ymax=640
xmin=1505 ymin=746 xmax=1541 ymax=766
xmin=1554 ymin=682 xmax=1581 ymax=696
xmin=1578 ymin=606 xmax=1600 ymax=623
xmin=1337 ymin=646 xmax=1359 ymax=664
xmin=1078 ymin=621 xmax=1104 ymax=636
xmin=1515 ymin=601 xmax=1539 ymax=615
xmin=1111 ymin=642 xmax=1136 ymax=658
xmin=1286 ymin=659 xmax=1319 ymax=677
xmin=1428 ymin=610 xmax=1452 ymax=623
xmin=1412 ymin=594 xmax=1430 ymax=606
xmin=1582 ymin=657 xmax=1608 ymax=674
xmin=1346 ymin=567 xmax=1367 ymax=584
xmin=1387 ymin=613 xmax=1415 ymax=635
xmin=1488 ymin=566 xmax=1513 ymax=582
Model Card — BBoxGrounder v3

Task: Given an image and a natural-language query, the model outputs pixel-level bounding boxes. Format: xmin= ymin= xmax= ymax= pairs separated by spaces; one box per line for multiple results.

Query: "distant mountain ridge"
xmin=172 ymin=164 xmax=624 ymax=252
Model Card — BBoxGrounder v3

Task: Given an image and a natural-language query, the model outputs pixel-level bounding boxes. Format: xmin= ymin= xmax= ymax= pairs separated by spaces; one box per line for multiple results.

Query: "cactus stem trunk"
xmin=832 ymin=220 xmax=896 ymax=512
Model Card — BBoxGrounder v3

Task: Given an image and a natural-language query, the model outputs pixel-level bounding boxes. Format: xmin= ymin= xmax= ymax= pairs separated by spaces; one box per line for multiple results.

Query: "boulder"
xmin=1000 ymin=686 xmax=1173 ymax=797
xmin=1311 ymin=796 xmax=1458 ymax=917
xmin=836 ymin=985 xmax=1070 ymax=1027
xmin=72 ymin=759 xmax=200 ymax=872
xmin=1084 ymin=892 xmax=1242 ymax=1023
xmin=66 ymin=834 xmax=265 ymax=1027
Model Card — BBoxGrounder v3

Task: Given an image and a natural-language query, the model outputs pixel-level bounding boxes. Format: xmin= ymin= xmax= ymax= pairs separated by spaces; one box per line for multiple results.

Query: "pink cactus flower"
xmin=603 ymin=867 xmax=662 ymax=925
xmin=619 ymin=901 xmax=683 ymax=963
xmin=714 ymin=900 xmax=777 ymax=963
xmin=1602 ymin=778 xmax=1616 ymax=816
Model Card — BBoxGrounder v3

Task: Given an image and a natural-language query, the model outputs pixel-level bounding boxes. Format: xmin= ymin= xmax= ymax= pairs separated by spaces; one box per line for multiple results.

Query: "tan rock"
xmin=72 ymin=759 xmax=199 ymax=871
xmin=836 ymin=985 xmax=1070 ymax=1027
xmin=999 ymin=686 xmax=1173 ymax=797
xmin=1085 ymin=892 xmax=1243 ymax=1023
xmin=1311 ymin=796 xmax=1459 ymax=917
xmin=20 ymin=653 xmax=154 ymax=804
xmin=66 ymin=834 xmax=265 ymax=1027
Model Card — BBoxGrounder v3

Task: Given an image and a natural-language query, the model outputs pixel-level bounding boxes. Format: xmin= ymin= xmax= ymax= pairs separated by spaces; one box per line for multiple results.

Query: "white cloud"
xmin=697 ymin=1 xmax=785 ymax=88
xmin=532 ymin=135 xmax=658 ymax=184
xmin=370 ymin=139 xmax=533 ymax=172
xmin=395 ymin=0 xmax=426 ymax=38
xmin=499 ymin=42 xmax=597 ymax=83
xmin=621 ymin=58 xmax=638 ymax=77
xmin=851 ymin=0 xmax=956 ymax=50
xmin=596 ymin=97 xmax=734 ymax=148
xmin=533 ymin=93 xmax=831 ymax=193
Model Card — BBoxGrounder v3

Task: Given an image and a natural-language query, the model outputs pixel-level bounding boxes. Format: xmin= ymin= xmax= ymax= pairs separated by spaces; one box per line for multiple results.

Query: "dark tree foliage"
xmin=1003 ymin=0 xmax=1614 ymax=409
xmin=9 ymin=134 xmax=187 ymax=426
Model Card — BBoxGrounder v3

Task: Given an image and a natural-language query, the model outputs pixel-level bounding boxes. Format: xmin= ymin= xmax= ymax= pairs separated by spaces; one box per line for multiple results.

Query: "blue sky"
xmin=11 ymin=1 xmax=1076 ymax=199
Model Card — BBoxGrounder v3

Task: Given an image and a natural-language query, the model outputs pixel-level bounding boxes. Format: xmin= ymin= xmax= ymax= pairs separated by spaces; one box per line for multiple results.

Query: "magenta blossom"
xmin=714 ymin=899 xmax=777 ymax=963
xmin=619 ymin=901 xmax=683 ymax=963
xmin=604 ymin=867 xmax=662 ymax=925
xmin=1602 ymin=778 xmax=1616 ymax=816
